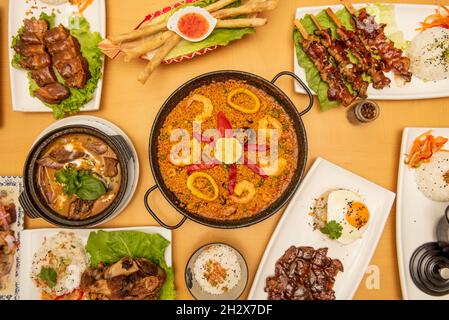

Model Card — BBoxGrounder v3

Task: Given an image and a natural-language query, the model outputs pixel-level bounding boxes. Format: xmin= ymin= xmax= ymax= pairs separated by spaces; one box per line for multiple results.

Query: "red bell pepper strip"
xmin=228 ymin=164 xmax=237 ymax=195
xmin=245 ymin=164 xmax=269 ymax=179
xmin=217 ymin=112 xmax=233 ymax=138
xmin=55 ymin=289 xmax=84 ymax=300
xmin=244 ymin=144 xmax=269 ymax=152
xmin=187 ymin=163 xmax=219 ymax=174
xmin=193 ymin=132 xmax=214 ymax=143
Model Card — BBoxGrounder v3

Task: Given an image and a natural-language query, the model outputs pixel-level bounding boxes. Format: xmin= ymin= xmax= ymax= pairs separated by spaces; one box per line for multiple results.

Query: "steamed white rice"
xmin=194 ymin=244 xmax=241 ymax=295
xmin=31 ymin=232 xmax=89 ymax=296
xmin=415 ymin=152 xmax=449 ymax=202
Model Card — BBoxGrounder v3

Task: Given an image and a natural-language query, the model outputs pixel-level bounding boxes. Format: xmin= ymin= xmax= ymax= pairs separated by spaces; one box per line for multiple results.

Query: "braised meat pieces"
xmin=265 ymin=246 xmax=344 ymax=300
xmin=13 ymin=18 xmax=89 ymax=105
xmin=80 ymin=257 xmax=166 ymax=300
xmin=45 ymin=25 xmax=89 ymax=89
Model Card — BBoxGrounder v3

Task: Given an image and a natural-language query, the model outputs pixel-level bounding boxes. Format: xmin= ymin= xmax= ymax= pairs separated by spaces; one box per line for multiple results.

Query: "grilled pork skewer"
xmin=342 ymin=1 xmax=412 ymax=82
xmin=309 ymin=15 xmax=368 ymax=98
xmin=295 ymin=20 xmax=356 ymax=106
xmin=326 ymin=8 xmax=391 ymax=89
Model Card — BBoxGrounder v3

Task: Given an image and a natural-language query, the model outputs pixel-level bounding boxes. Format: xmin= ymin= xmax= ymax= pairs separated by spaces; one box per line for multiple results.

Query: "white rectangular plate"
xmin=396 ymin=128 xmax=449 ymax=300
xmin=248 ymin=158 xmax=395 ymax=300
xmin=17 ymin=226 xmax=171 ymax=300
xmin=294 ymin=4 xmax=449 ymax=100
xmin=0 ymin=177 xmax=24 ymax=300
xmin=8 ymin=0 xmax=106 ymax=112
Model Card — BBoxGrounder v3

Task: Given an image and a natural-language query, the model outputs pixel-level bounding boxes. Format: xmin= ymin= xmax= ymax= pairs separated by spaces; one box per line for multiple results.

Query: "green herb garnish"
xmin=320 ymin=220 xmax=343 ymax=240
xmin=38 ymin=267 xmax=57 ymax=288
xmin=443 ymin=48 xmax=449 ymax=64
xmin=55 ymin=167 xmax=106 ymax=201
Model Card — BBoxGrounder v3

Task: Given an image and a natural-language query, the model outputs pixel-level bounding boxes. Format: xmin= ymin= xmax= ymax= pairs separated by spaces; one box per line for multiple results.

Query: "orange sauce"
xmin=178 ymin=13 xmax=209 ymax=39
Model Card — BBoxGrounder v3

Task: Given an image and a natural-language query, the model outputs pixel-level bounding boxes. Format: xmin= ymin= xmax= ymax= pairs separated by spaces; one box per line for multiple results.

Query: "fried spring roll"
xmin=108 ymin=21 xmax=167 ymax=44
xmin=204 ymin=0 xmax=238 ymax=12
xmin=137 ymin=34 xmax=181 ymax=84
xmin=123 ymin=31 xmax=173 ymax=62
xmin=216 ymin=18 xmax=267 ymax=28
xmin=212 ymin=0 xmax=278 ymax=19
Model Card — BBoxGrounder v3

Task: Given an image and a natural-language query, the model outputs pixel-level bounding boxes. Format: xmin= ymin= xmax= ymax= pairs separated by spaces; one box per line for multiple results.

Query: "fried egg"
xmin=327 ymin=190 xmax=370 ymax=244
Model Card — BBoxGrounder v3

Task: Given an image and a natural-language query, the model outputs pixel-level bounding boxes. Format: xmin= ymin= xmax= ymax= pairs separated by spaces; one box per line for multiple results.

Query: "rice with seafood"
xmin=157 ymin=80 xmax=298 ymax=220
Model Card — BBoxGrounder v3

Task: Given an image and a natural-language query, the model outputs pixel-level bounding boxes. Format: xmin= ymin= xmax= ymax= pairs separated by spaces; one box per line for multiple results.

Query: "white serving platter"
xmin=248 ymin=157 xmax=395 ymax=300
xmin=18 ymin=226 xmax=172 ymax=300
xmin=396 ymin=128 xmax=449 ymax=300
xmin=0 ymin=177 xmax=25 ymax=301
xmin=8 ymin=0 xmax=106 ymax=112
xmin=294 ymin=4 xmax=449 ymax=100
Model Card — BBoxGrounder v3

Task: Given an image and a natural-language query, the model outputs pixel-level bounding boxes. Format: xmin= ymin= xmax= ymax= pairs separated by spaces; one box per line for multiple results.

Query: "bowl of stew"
xmin=20 ymin=125 xmax=134 ymax=228
xmin=145 ymin=70 xmax=314 ymax=229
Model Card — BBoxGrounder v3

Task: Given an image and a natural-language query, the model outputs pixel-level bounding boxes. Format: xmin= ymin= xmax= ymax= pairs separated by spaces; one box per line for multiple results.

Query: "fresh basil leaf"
xmin=55 ymin=167 xmax=106 ymax=201
xmin=77 ymin=174 xmax=107 ymax=201
xmin=38 ymin=267 xmax=57 ymax=288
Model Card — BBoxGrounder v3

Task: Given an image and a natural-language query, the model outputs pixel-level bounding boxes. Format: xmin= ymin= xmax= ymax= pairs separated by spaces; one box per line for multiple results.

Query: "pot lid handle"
xmin=271 ymin=71 xmax=314 ymax=117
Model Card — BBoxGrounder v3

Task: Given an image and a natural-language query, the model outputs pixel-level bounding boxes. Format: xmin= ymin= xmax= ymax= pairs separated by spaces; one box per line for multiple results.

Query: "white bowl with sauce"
xmin=167 ymin=6 xmax=217 ymax=42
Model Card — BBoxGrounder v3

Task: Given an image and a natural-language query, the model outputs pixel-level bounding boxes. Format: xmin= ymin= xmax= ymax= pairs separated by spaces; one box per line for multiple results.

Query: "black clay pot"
xmin=20 ymin=125 xmax=133 ymax=228
xmin=144 ymin=70 xmax=314 ymax=230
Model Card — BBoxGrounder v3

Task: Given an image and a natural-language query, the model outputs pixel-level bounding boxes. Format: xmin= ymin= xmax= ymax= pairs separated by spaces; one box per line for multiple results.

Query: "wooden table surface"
xmin=1 ymin=0 xmax=448 ymax=300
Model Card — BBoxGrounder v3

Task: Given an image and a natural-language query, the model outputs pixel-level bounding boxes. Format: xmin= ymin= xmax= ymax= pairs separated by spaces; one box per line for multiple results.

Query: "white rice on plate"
xmin=31 ymin=231 xmax=89 ymax=296
xmin=193 ymin=244 xmax=241 ymax=295
xmin=415 ymin=152 xmax=449 ymax=202
xmin=408 ymin=28 xmax=449 ymax=81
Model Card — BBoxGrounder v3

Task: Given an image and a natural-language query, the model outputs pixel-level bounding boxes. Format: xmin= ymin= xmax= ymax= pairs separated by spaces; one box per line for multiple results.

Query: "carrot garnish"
xmin=406 ymin=131 xmax=448 ymax=168
xmin=417 ymin=5 xmax=449 ymax=31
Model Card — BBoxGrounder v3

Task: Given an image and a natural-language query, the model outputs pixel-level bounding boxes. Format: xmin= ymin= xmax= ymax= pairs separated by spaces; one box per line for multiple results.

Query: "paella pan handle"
xmin=271 ymin=71 xmax=314 ymax=117
xmin=144 ymin=185 xmax=188 ymax=230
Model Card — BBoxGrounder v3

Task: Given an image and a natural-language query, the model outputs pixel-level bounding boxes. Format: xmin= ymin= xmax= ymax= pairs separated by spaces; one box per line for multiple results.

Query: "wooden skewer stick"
xmin=325 ymin=8 xmax=343 ymax=28
xmin=309 ymin=14 xmax=323 ymax=31
xmin=294 ymin=19 xmax=309 ymax=40
xmin=340 ymin=0 xmax=357 ymax=15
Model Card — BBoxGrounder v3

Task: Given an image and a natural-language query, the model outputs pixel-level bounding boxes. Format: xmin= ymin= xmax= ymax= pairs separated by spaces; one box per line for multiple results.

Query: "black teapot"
xmin=410 ymin=205 xmax=449 ymax=296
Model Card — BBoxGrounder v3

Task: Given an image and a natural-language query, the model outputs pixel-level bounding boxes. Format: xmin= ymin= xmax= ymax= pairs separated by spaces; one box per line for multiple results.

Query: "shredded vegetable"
xmin=406 ymin=130 xmax=448 ymax=168
xmin=417 ymin=5 xmax=449 ymax=31
xmin=69 ymin=0 xmax=93 ymax=14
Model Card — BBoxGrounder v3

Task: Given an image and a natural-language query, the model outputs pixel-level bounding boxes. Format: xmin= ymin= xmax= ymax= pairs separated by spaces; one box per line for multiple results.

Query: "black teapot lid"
xmin=409 ymin=242 xmax=449 ymax=296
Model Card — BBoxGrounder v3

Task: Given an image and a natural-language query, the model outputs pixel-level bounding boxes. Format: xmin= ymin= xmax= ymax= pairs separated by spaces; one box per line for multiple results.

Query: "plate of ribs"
xmin=8 ymin=0 xmax=105 ymax=115
xmin=293 ymin=2 xmax=449 ymax=105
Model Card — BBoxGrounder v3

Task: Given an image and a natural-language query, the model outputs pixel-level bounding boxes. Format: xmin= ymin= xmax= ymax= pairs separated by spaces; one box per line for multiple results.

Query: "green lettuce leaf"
xmin=166 ymin=28 xmax=255 ymax=60
xmin=293 ymin=9 xmax=354 ymax=111
xmin=366 ymin=4 xmax=407 ymax=50
xmin=11 ymin=13 xmax=103 ymax=119
xmin=148 ymin=0 xmax=255 ymax=60
xmin=85 ymin=230 xmax=176 ymax=300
